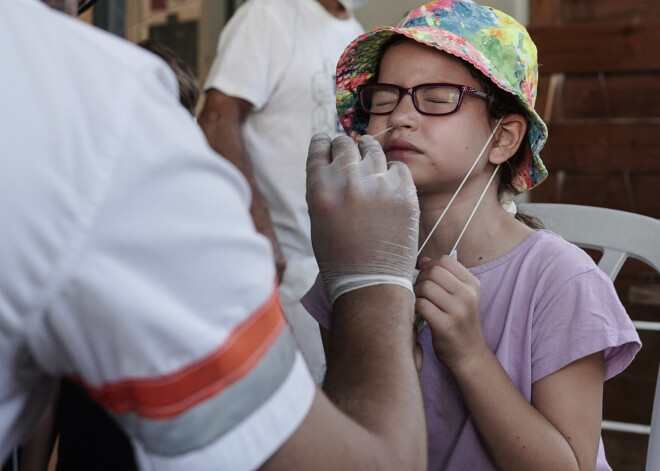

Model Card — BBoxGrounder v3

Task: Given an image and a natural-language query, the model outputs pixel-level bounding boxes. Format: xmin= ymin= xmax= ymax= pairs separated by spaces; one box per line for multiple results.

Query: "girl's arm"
xmin=415 ymin=255 xmax=602 ymax=471
xmin=451 ymin=345 xmax=602 ymax=471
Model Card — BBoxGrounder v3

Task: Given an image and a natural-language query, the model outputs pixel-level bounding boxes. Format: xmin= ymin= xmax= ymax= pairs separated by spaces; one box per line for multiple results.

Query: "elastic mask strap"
xmin=417 ymin=117 xmax=504 ymax=257
xmin=449 ymin=163 xmax=500 ymax=259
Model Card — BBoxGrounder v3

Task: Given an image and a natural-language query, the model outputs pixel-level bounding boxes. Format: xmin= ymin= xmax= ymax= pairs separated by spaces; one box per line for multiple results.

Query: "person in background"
xmin=198 ymin=0 xmax=366 ymax=383
xmin=1 ymin=1 xmax=426 ymax=470
xmin=138 ymin=39 xmax=199 ymax=117
xmin=304 ymin=1 xmax=641 ymax=470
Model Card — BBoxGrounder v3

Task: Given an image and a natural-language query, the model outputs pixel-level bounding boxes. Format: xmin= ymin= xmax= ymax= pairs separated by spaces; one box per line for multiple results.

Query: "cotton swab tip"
xmin=370 ymin=126 xmax=394 ymax=138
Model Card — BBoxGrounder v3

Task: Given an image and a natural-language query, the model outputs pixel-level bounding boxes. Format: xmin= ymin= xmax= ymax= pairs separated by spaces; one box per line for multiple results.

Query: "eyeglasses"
xmin=357 ymin=82 xmax=489 ymax=116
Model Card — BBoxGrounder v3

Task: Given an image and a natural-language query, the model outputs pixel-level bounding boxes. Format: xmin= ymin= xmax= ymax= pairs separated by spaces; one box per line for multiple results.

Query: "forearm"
xmin=198 ymin=100 xmax=270 ymax=222
xmin=322 ymin=285 xmax=426 ymax=469
xmin=293 ymin=133 xmax=424 ymax=469
xmin=198 ymin=93 xmax=286 ymax=279
xmin=213 ymin=131 xmax=280 ymax=260
xmin=450 ymin=346 xmax=581 ymax=471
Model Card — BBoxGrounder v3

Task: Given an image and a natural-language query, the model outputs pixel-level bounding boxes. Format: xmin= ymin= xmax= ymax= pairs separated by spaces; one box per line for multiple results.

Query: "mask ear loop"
xmin=417 ymin=117 xmax=504 ymax=258
xmin=413 ymin=117 xmax=504 ymax=335
xmin=448 ymin=163 xmax=500 ymax=259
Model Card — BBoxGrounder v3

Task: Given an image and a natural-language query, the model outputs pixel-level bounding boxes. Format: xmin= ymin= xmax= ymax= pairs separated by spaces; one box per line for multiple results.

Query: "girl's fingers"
xmin=417 ymin=256 xmax=432 ymax=269
xmin=417 ymin=255 xmax=479 ymax=292
xmin=437 ymin=255 xmax=478 ymax=286
xmin=416 ymin=264 xmax=462 ymax=297
xmin=415 ymin=262 xmax=480 ymax=323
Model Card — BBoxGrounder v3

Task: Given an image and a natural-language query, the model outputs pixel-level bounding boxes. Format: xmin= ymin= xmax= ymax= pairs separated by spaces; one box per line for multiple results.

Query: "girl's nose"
xmin=388 ymin=93 xmax=419 ymax=131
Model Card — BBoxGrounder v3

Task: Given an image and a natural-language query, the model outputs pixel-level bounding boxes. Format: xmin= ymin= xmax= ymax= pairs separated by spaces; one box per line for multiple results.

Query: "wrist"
xmin=443 ymin=340 xmax=493 ymax=378
xmin=326 ymin=274 xmax=414 ymax=305
xmin=334 ymin=284 xmax=415 ymax=325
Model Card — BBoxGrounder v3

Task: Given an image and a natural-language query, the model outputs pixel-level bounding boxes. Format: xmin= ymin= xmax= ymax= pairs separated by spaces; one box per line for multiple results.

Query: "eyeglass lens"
xmin=361 ymin=85 xmax=462 ymax=115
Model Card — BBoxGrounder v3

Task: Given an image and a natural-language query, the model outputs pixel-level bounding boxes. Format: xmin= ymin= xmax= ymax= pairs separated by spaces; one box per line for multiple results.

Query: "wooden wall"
xmin=528 ymin=1 xmax=660 ymax=469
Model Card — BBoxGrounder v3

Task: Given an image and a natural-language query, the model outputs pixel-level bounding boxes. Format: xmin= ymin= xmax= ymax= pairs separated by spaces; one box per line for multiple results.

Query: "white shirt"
xmin=0 ymin=1 xmax=314 ymax=468
xmin=205 ymin=0 xmax=364 ymax=261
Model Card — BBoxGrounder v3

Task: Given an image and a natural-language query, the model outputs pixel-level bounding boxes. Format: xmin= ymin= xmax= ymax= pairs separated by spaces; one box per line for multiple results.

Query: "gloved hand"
xmin=306 ymin=133 xmax=420 ymax=304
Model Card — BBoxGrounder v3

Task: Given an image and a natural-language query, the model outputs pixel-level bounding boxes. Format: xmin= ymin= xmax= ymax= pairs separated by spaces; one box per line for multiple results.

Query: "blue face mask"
xmin=340 ymin=0 xmax=368 ymax=11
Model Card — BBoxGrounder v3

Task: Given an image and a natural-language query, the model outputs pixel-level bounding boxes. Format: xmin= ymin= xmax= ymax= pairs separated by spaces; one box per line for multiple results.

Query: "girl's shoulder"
xmin=524 ymin=229 xmax=595 ymax=260
xmin=472 ymin=229 xmax=601 ymax=282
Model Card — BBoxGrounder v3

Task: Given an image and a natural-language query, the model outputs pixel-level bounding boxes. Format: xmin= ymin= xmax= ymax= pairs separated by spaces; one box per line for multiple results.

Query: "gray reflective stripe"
xmin=112 ymin=326 xmax=297 ymax=455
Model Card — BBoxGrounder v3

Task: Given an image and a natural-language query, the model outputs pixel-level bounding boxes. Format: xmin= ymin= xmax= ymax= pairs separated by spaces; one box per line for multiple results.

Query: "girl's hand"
xmin=414 ymin=256 xmax=487 ymax=370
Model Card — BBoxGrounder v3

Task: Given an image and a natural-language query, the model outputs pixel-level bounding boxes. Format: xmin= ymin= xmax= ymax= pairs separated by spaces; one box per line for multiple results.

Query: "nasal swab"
xmin=370 ymin=126 xmax=394 ymax=138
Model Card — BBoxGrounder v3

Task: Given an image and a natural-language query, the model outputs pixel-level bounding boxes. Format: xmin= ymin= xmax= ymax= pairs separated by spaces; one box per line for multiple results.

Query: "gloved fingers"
xmin=307 ymin=132 xmax=420 ymax=303
xmin=331 ymin=135 xmax=361 ymax=172
xmin=383 ymin=160 xmax=418 ymax=204
xmin=324 ymin=135 xmax=370 ymax=196
xmin=307 ymin=133 xmax=333 ymax=185
xmin=357 ymin=134 xmax=388 ymax=175
xmin=307 ymin=133 xmax=348 ymax=208
xmin=349 ymin=151 xmax=417 ymax=203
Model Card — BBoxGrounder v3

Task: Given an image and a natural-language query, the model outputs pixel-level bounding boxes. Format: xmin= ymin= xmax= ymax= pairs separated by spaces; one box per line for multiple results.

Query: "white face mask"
xmin=417 ymin=117 xmax=504 ymax=260
xmin=339 ymin=0 xmax=368 ymax=11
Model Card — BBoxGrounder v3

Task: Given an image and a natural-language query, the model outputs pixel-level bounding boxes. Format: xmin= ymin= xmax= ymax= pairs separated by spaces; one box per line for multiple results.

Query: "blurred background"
xmin=80 ymin=0 xmax=529 ymax=114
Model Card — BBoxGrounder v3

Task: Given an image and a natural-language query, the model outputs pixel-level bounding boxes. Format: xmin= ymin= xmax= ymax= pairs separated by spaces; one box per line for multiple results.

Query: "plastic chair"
xmin=519 ymin=203 xmax=660 ymax=471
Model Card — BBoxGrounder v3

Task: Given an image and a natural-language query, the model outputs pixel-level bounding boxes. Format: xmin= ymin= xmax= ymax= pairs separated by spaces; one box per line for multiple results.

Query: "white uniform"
xmin=0 ymin=1 xmax=314 ymax=468
xmin=205 ymin=0 xmax=363 ymax=382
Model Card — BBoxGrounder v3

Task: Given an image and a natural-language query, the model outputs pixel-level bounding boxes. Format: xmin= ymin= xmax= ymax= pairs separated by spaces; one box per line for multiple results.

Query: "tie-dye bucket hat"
xmin=336 ymin=0 xmax=548 ymax=192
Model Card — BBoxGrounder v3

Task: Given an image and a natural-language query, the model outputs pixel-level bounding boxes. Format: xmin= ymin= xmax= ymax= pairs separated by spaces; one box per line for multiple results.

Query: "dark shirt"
xmin=56 ymin=378 xmax=137 ymax=471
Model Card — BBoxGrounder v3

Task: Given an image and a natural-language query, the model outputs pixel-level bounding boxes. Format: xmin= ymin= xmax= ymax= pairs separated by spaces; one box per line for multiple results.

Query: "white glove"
xmin=306 ymin=133 xmax=420 ymax=304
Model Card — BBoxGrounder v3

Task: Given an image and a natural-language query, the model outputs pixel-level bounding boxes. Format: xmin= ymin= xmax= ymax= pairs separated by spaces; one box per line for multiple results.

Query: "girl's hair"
xmin=372 ymin=36 xmax=543 ymax=229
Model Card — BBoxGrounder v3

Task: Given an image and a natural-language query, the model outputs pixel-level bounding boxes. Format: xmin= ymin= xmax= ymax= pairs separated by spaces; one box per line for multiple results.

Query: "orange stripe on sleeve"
xmin=76 ymin=286 xmax=286 ymax=419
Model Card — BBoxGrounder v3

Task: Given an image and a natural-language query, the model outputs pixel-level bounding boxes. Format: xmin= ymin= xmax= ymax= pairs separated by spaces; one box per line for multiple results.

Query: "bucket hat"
xmin=336 ymin=0 xmax=548 ymax=192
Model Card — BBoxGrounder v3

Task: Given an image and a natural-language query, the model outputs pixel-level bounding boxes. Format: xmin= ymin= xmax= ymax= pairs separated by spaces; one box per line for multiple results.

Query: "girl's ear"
xmin=489 ymin=114 xmax=527 ymax=164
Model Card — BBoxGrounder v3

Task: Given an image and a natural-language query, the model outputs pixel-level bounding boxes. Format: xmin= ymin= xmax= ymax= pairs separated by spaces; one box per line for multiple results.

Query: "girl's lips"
xmin=383 ymin=139 xmax=422 ymax=157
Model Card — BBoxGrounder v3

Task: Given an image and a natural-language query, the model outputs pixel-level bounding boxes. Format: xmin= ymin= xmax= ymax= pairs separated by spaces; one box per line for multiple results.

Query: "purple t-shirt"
xmin=302 ymin=230 xmax=641 ymax=471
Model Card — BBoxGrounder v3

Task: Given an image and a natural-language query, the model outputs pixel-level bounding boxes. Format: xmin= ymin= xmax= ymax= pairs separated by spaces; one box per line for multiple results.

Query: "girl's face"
xmin=366 ymin=40 xmax=496 ymax=196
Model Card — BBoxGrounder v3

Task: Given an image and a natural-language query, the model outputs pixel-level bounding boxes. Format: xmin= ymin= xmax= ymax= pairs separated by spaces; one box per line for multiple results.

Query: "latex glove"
xmin=414 ymin=256 xmax=486 ymax=370
xmin=306 ymin=133 xmax=420 ymax=304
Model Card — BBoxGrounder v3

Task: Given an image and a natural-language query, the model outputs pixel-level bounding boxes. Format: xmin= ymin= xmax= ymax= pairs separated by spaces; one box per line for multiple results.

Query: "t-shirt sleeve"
xmin=301 ymin=274 xmax=332 ymax=330
xmin=204 ymin=1 xmax=292 ymax=110
xmin=25 ymin=61 xmax=314 ymax=470
xmin=531 ymin=265 xmax=641 ymax=383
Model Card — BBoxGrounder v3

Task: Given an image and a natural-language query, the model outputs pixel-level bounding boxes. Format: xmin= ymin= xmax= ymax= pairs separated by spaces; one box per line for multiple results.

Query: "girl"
xmin=303 ymin=1 xmax=641 ymax=470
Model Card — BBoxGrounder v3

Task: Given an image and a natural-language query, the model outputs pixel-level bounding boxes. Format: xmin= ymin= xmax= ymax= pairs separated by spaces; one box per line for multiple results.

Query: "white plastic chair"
xmin=519 ymin=203 xmax=660 ymax=471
